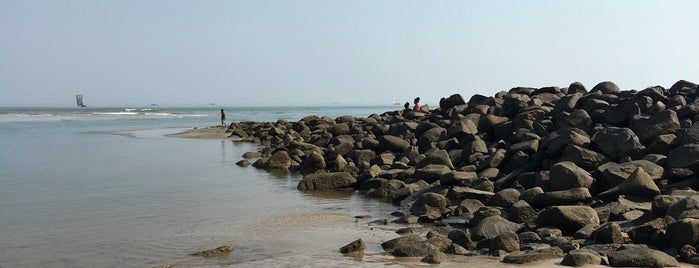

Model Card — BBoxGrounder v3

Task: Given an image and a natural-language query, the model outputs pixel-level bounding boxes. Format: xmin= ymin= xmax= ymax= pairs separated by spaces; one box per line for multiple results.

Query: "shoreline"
xmin=168 ymin=80 xmax=699 ymax=267
xmin=166 ymin=125 xmax=231 ymax=139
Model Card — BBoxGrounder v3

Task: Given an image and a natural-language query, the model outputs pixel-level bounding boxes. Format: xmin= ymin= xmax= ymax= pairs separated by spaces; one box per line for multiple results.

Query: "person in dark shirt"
xmin=220 ymin=109 xmax=226 ymax=127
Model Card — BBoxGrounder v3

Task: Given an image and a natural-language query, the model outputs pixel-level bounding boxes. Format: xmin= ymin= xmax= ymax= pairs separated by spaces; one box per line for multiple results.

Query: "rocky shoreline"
xmin=228 ymin=80 xmax=699 ymax=266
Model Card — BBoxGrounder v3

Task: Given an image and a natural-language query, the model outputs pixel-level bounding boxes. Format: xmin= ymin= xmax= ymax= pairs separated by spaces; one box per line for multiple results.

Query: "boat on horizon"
xmin=75 ymin=94 xmax=86 ymax=107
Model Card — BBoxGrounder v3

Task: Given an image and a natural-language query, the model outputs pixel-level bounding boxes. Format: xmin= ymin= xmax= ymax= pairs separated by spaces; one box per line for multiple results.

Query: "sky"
xmin=1 ymin=0 xmax=698 ymax=107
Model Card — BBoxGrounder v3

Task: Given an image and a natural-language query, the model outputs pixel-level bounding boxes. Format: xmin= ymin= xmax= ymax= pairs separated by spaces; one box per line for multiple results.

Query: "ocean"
xmin=0 ymin=106 xmax=411 ymax=267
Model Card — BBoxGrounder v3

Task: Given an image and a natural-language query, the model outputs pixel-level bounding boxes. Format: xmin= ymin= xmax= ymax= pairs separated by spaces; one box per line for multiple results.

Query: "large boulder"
xmin=561 ymin=144 xmax=611 ymax=171
xmin=666 ymin=195 xmax=699 ymax=220
xmin=340 ymin=239 xmax=365 ymax=254
xmin=297 ymin=172 xmax=357 ymax=190
xmin=298 ymin=151 xmax=326 ymax=174
xmin=590 ymin=81 xmax=621 ymax=94
xmin=667 ymin=218 xmax=699 ymax=250
xmin=548 ymin=161 xmax=594 ymax=191
xmin=439 ymin=94 xmax=466 ymax=114
xmin=598 ymin=160 xmax=664 ymax=191
xmin=527 ymin=187 xmax=593 ymax=208
xmin=489 ymin=231 xmax=520 ymax=253
xmin=377 ymin=135 xmax=411 ymax=152
xmin=592 ymin=127 xmax=646 ymax=161
xmin=606 ymin=248 xmax=679 ymax=267
xmin=381 ymin=234 xmax=423 ymax=252
xmin=630 ymin=110 xmax=681 ymax=144
xmin=470 ymin=215 xmax=522 ymax=240
xmin=598 ymin=167 xmax=660 ymax=200
xmin=665 ymin=143 xmax=699 ymax=178
xmin=392 ymin=242 xmax=441 ymax=257
xmin=501 ymin=247 xmax=565 ymax=264
xmin=540 ymin=128 xmax=591 ymax=156
xmin=265 ymin=150 xmax=292 ymax=171
xmin=561 ymin=249 xmax=605 ymax=267
xmin=537 ymin=205 xmax=600 ymax=234
xmin=416 ymin=150 xmax=455 ymax=170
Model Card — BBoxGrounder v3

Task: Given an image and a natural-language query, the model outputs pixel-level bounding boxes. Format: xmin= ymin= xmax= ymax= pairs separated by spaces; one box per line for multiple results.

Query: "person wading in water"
xmin=220 ymin=109 xmax=226 ymax=127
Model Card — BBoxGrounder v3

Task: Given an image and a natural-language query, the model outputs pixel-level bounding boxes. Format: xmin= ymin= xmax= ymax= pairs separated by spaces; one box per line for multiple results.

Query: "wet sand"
xmin=167 ymin=126 xmax=230 ymax=139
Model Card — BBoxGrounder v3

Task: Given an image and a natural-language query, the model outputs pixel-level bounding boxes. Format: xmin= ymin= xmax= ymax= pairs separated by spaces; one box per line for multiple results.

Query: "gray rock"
xmin=540 ymin=128 xmax=591 ymax=156
xmin=598 ymin=167 xmax=660 ymax=200
xmin=591 ymin=222 xmax=624 ymax=244
xmin=377 ymin=135 xmax=411 ymax=153
xmin=458 ymin=199 xmax=485 ymax=215
xmin=297 ymin=172 xmax=357 ymax=190
xmin=487 ymin=188 xmax=520 ymax=208
xmin=490 ymin=231 xmax=520 ymax=253
xmin=509 ymin=200 xmax=537 ymax=223
xmin=413 ymin=164 xmax=450 ymax=183
xmin=470 ymin=215 xmax=522 ymax=240
xmin=561 ymin=249 xmax=605 ymax=267
xmin=193 ymin=245 xmax=233 ymax=257
xmin=447 ymin=187 xmax=494 ymax=203
xmin=561 ymin=144 xmax=611 ymax=171
xmin=666 ymin=195 xmax=699 ymax=220
xmin=392 ymin=242 xmax=440 ymax=257
xmin=381 ymin=234 xmax=423 ymax=252
xmin=667 ymin=218 xmax=699 ymax=250
xmin=298 ymin=151 xmax=326 ymax=174
xmin=439 ymin=171 xmax=477 ymax=186
xmin=665 ymin=143 xmax=699 ymax=178
xmin=448 ymin=229 xmax=475 ymax=250
xmin=416 ymin=150 xmax=454 ymax=170
xmin=598 ymin=160 xmax=664 ymax=191
xmin=501 ymin=247 xmax=565 ymax=264
xmin=591 ymin=81 xmax=621 ymax=94
xmin=549 ymin=161 xmax=594 ymax=191
xmin=265 ymin=150 xmax=292 ymax=171
xmin=528 ymin=187 xmax=592 ymax=208
xmin=631 ymin=110 xmax=681 ymax=144
xmin=340 ymin=239 xmax=365 ymax=254
xmin=537 ymin=205 xmax=600 ymax=234
xmin=410 ymin=192 xmax=448 ymax=214
xmin=592 ymin=127 xmax=645 ymax=161
xmin=607 ymin=247 xmax=679 ymax=267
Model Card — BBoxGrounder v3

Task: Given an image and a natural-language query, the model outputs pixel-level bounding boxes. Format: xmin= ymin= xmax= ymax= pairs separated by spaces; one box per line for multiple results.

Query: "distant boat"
xmin=76 ymin=94 xmax=86 ymax=107
xmin=392 ymin=98 xmax=401 ymax=105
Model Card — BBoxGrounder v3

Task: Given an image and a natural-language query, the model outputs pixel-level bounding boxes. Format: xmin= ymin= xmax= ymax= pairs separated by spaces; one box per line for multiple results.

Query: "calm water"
xmin=0 ymin=106 xmax=411 ymax=268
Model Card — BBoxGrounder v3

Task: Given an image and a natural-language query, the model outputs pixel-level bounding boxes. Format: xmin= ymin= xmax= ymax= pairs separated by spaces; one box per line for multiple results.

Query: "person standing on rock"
xmin=220 ymin=109 xmax=226 ymax=127
xmin=413 ymin=97 xmax=421 ymax=111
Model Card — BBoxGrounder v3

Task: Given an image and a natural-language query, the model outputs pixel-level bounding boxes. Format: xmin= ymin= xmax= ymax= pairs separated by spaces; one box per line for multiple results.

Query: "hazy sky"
xmin=1 ymin=1 xmax=698 ymax=107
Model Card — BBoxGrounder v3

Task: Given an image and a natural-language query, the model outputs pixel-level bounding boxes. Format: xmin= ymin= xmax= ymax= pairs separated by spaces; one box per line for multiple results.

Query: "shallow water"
xmin=0 ymin=106 xmax=412 ymax=267
xmin=0 ymin=106 xmax=593 ymax=268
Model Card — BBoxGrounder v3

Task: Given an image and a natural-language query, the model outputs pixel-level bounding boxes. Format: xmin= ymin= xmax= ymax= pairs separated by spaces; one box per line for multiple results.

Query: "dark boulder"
xmin=381 ymin=234 xmax=423 ymax=252
xmin=630 ymin=110 xmax=681 ymax=144
xmin=340 ymin=239 xmax=365 ymax=254
xmin=548 ymin=161 xmax=594 ymax=191
xmin=592 ymin=127 xmax=645 ymax=161
xmin=298 ymin=151 xmax=326 ymax=174
xmin=392 ymin=242 xmax=440 ymax=257
xmin=665 ymin=143 xmax=699 ymax=178
xmin=666 ymin=195 xmax=699 ymax=220
xmin=490 ymin=231 xmax=520 ymax=253
xmin=537 ymin=205 xmax=600 ymax=234
xmin=561 ymin=249 xmax=605 ymax=267
xmin=590 ymin=81 xmax=621 ymax=95
xmin=501 ymin=247 xmax=565 ymax=264
xmin=606 ymin=247 xmax=679 ymax=267
xmin=527 ymin=187 xmax=592 ymax=208
xmin=470 ymin=215 xmax=522 ymax=240
xmin=377 ymin=135 xmax=411 ymax=152
xmin=297 ymin=172 xmax=357 ymax=190
xmin=540 ymin=128 xmax=591 ymax=156
xmin=598 ymin=167 xmax=660 ymax=200
xmin=561 ymin=144 xmax=611 ymax=171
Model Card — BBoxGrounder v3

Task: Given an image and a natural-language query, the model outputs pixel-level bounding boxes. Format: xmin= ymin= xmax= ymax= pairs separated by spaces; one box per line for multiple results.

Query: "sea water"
xmin=0 ymin=106 xmax=412 ymax=267
xmin=0 ymin=106 xmax=523 ymax=268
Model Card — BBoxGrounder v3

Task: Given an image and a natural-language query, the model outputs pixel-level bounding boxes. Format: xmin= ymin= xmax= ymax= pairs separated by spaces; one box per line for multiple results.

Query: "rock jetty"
xmin=230 ymin=80 xmax=699 ymax=266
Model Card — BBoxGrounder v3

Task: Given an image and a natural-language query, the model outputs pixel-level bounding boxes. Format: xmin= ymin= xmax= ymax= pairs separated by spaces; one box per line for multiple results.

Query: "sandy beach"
xmin=167 ymin=126 xmax=231 ymax=139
